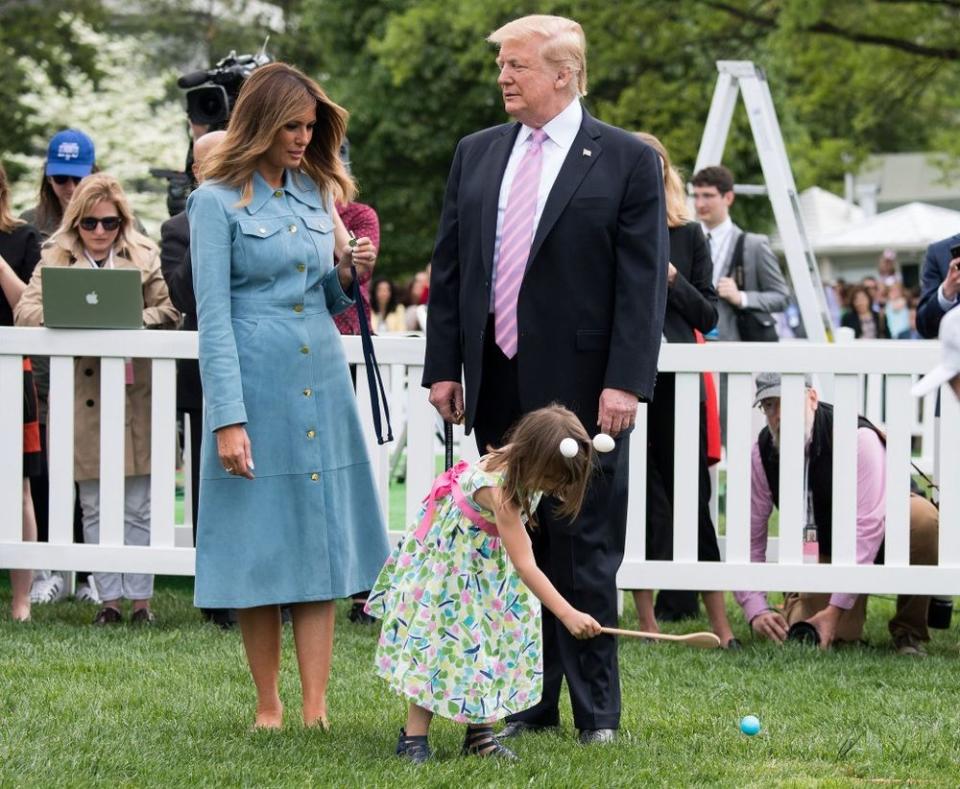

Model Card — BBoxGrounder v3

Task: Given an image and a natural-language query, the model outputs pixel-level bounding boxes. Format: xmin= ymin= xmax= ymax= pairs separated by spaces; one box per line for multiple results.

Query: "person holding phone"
xmin=916 ymin=235 xmax=960 ymax=339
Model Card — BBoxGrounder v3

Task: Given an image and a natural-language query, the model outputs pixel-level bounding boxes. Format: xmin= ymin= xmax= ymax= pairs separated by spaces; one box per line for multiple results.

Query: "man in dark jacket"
xmin=423 ymin=15 xmax=668 ymax=744
xmin=159 ymin=130 xmax=233 ymax=628
xmin=916 ymin=233 xmax=960 ymax=339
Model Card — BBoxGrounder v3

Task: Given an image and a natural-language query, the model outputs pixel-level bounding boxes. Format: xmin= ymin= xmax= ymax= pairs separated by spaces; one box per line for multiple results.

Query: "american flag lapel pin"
xmin=582 ymin=148 xmax=592 ymax=157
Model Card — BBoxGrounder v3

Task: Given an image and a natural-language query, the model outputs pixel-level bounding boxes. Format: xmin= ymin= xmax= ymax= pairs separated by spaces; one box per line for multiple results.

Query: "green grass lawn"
xmin=3 ymin=578 xmax=960 ymax=786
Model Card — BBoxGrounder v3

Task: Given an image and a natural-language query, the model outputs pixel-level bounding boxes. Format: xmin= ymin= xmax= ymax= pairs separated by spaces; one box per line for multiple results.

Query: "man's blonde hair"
xmin=488 ymin=15 xmax=588 ymax=97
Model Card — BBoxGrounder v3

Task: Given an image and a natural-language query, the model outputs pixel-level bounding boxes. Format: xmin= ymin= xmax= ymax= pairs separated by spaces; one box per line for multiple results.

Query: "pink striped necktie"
xmin=494 ymin=128 xmax=547 ymax=358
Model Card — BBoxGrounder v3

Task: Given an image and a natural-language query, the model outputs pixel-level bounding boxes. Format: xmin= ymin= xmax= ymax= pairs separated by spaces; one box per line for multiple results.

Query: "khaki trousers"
xmin=783 ymin=494 xmax=939 ymax=643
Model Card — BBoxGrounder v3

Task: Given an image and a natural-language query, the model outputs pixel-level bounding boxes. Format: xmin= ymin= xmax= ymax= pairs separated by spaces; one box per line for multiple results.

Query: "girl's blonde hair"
xmin=45 ymin=173 xmax=157 ymax=267
xmin=0 ymin=163 xmax=23 ymax=234
xmin=635 ymin=132 xmax=690 ymax=228
xmin=200 ymin=62 xmax=355 ymax=207
xmin=486 ymin=404 xmax=595 ymax=525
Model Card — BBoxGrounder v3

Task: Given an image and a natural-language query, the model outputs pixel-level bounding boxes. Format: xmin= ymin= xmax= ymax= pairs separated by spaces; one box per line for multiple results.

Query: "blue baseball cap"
xmin=45 ymin=129 xmax=96 ymax=177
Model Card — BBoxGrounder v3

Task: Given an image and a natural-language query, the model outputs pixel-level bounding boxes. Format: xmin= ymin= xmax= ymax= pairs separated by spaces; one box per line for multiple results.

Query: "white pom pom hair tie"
xmin=559 ymin=437 xmax=579 ymax=458
xmin=592 ymin=433 xmax=615 ymax=453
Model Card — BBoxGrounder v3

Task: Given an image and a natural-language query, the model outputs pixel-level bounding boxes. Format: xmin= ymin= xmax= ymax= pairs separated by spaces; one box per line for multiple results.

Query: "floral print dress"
xmin=365 ymin=460 xmax=543 ymax=724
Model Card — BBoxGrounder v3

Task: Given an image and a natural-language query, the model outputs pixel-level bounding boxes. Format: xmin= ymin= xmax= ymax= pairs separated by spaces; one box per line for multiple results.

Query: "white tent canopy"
xmin=770 ymin=186 xmax=864 ymax=250
xmin=815 ymin=201 xmax=960 ymax=255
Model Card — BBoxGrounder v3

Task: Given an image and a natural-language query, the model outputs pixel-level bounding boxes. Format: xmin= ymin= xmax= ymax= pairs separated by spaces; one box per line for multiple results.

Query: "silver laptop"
xmin=41 ymin=267 xmax=143 ymax=329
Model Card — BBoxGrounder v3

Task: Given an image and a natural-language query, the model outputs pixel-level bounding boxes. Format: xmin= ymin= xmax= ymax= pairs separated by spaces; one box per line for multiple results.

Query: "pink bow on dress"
xmin=414 ymin=461 xmax=470 ymax=542
xmin=413 ymin=460 xmax=500 ymax=544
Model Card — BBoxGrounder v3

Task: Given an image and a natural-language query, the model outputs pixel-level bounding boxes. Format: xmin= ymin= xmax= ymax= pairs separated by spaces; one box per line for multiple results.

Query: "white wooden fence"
xmin=1 ymin=327 xmax=957 ymax=596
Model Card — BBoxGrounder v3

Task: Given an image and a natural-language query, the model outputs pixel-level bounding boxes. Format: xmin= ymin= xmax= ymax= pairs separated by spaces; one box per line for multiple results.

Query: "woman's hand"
xmin=561 ymin=609 xmax=602 ymax=640
xmin=216 ymin=424 xmax=254 ymax=479
xmin=337 ymin=236 xmax=377 ymax=290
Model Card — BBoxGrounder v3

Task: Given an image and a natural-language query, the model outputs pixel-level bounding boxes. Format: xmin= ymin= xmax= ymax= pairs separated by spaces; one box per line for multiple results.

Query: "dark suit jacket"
xmin=0 ymin=223 xmax=41 ymax=327
xmin=663 ymin=222 xmax=718 ymax=343
xmin=423 ymin=109 xmax=669 ymax=433
xmin=916 ymin=233 xmax=960 ymax=338
xmin=659 ymin=222 xmax=718 ymax=405
xmin=159 ymin=211 xmax=203 ymax=410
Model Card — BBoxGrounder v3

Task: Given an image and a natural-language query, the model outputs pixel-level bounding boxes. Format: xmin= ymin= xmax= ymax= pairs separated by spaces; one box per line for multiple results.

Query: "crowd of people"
xmin=830 ymin=252 xmax=925 ymax=341
xmin=3 ymin=11 xmax=960 ymax=763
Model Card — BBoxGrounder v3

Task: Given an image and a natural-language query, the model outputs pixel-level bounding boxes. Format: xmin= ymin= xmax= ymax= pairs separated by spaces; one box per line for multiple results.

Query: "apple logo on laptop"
xmin=85 ymin=291 xmax=99 ymax=305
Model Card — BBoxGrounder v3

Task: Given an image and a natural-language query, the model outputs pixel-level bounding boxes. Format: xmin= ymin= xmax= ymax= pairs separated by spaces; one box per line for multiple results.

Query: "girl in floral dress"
xmin=365 ymin=405 xmax=602 ymax=763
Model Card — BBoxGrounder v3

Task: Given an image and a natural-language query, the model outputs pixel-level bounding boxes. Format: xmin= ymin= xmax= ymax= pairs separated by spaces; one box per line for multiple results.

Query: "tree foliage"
xmin=279 ymin=0 xmax=960 ymax=277
xmin=3 ymin=1 xmax=959 ymax=276
xmin=0 ymin=0 xmax=104 ymax=177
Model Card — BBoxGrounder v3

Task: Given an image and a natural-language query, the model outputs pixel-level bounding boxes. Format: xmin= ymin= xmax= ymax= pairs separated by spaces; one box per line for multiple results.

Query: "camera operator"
xmin=159 ymin=130 xmax=234 ymax=628
xmin=157 ymin=48 xmax=270 ymax=217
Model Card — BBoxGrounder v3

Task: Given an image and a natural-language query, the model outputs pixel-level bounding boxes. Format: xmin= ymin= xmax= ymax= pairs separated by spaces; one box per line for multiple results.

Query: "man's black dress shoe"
xmin=577 ymin=728 xmax=616 ymax=745
xmin=499 ymin=720 xmax=558 ymax=738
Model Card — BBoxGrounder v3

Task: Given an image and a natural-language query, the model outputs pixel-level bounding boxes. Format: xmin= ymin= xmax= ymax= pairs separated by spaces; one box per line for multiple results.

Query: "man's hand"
xmin=598 ymin=388 xmax=638 ymax=437
xmin=717 ymin=277 xmax=742 ymax=306
xmin=428 ymin=381 xmax=464 ymax=424
xmin=806 ymin=605 xmax=843 ymax=651
xmin=750 ymin=610 xmax=789 ymax=643
xmin=667 ymin=262 xmax=678 ymax=287
xmin=942 ymin=256 xmax=960 ymax=300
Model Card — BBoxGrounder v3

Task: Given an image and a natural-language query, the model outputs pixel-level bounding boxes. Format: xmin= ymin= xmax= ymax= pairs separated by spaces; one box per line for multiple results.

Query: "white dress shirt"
xmin=702 ymin=216 xmax=734 ymax=286
xmin=702 ymin=216 xmax=750 ymax=308
xmin=490 ymin=98 xmax=583 ymax=307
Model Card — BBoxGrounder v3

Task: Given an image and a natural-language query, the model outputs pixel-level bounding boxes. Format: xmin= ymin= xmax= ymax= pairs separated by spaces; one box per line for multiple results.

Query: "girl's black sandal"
xmin=462 ymin=725 xmax=518 ymax=760
xmin=396 ymin=727 xmax=432 ymax=764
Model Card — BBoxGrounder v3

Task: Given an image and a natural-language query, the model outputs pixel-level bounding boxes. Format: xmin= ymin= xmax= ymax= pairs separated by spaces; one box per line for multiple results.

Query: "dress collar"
xmin=245 ymin=169 xmax=325 ymax=214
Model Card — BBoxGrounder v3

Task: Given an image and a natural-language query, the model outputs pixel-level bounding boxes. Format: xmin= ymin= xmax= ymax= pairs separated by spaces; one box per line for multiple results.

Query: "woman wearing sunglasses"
xmin=21 ymin=129 xmax=97 ymax=240
xmin=16 ymin=173 xmax=179 ymax=625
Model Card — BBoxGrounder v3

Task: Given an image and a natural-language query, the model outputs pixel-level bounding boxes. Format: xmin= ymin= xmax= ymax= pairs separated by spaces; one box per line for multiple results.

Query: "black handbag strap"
xmin=351 ymin=265 xmax=393 ymax=445
xmin=731 ymin=232 xmax=747 ymax=291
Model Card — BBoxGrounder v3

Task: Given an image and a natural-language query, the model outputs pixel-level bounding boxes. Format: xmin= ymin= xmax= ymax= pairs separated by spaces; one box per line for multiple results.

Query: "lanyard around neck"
xmin=82 ymin=248 xmax=115 ymax=269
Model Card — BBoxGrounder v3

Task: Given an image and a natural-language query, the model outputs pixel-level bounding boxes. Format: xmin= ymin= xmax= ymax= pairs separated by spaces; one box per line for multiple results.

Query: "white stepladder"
xmin=692 ymin=60 xmax=837 ymax=536
xmin=695 ymin=60 xmax=834 ymax=343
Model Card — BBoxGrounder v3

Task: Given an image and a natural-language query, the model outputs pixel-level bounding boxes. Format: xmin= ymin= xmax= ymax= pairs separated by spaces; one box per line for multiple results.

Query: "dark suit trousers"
xmin=473 ymin=320 xmax=628 ymax=730
xmin=646 ymin=375 xmax=718 ymax=563
xmin=647 ymin=374 xmax=721 ymax=619
xmin=181 ymin=408 xmax=202 ymax=534
xmin=30 ymin=423 xmax=89 ymax=584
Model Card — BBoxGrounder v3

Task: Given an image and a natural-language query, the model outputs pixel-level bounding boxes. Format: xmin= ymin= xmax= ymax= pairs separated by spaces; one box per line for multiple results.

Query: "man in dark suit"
xmin=916 ymin=233 xmax=960 ymax=339
xmin=160 ymin=130 xmax=234 ymax=628
xmin=423 ymin=14 xmax=668 ymax=744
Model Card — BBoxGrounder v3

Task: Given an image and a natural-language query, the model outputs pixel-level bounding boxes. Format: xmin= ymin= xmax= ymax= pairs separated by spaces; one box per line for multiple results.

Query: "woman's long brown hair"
xmin=200 ymin=62 xmax=355 ymax=208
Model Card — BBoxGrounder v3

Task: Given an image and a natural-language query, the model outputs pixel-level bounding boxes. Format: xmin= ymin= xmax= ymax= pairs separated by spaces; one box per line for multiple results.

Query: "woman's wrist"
xmin=337 ymin=263 xmax=354 ymax=290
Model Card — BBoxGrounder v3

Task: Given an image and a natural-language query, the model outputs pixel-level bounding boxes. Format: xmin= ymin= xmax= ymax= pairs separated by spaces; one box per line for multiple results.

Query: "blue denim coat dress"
xmin=188 ymin=170 xmax=389 ymax=608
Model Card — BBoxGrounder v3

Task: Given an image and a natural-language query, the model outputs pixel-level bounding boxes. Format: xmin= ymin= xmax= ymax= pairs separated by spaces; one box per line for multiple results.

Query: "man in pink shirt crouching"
xmin=735 ymin=373 xmax=940 ymax=655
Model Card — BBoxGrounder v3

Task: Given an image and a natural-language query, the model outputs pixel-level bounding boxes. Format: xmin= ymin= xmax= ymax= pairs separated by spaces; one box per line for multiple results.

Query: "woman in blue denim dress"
xmin=188 ymin=62 xmax=389 ymax=730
